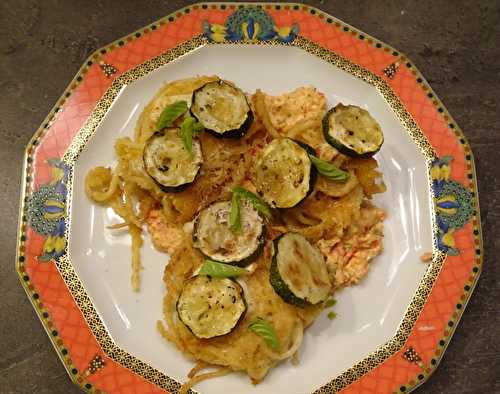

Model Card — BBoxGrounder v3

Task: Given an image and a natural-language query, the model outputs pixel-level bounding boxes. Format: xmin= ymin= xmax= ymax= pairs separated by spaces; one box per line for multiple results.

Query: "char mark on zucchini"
xmin=270 ymin=233 xmax=331 ymax=307
xmin=253 ymin=138 xmax=314 ymax=209
xmin=193 ymin=200 xmax=265 ymax=265
xmin=191 ymin=80 xmax=253 ymax=138
xmin=323 ymin=104 xmax=384 ymax=158
xmin=177 ymin=276 xmax=247 ymax=339
xmin=143 ymin=127 xmax=203 ymax=192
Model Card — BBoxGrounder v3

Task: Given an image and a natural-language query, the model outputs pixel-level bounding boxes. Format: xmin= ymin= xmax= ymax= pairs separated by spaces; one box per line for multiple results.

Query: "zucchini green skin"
xmin=176 ymin=276 xmax=247 ymax=339
xmin=150 ymin=171 xmax=196 ymax=193
xmin=235 ymin=226 xmax=266 ymax=267
xmin=254 ymin=138 xmax=314 ymax=209
xmin=269 ymin=234 xmax=307 ymax=308
xmin=203 ymin=110 xmax=254 ymax=139
xmin=269 ymin=232 xmax=331 ymax=307
xmin=192 ymin=202 xmax=266 ymax=266
xmin=193 ymin=218 xmax=266 ymax=267
xmin=322 ymin=106 xmax=384 ymax=158
xmin=305 ymin=165 xmax=317 ymax=202
xmin=142 ymin=130 xmax=201 ymax=193
xmin=292 ymin=139 xmax=318 ymax=201
xmin=293 ymin=139 xmax=316 ymax=156
xmin=190 ymin=80 xmax=254 ymax=139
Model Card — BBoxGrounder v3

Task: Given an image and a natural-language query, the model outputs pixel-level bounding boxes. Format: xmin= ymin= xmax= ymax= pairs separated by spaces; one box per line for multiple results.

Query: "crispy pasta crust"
xmin=84 ymin=76 xmax=386 ymax=389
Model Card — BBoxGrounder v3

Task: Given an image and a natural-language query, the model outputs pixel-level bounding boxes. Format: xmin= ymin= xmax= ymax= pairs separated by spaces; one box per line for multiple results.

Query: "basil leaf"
xmin=181 ymin=116 xmax=195 ymax=153
xmin=180 ymin=115 xmax=204 ymax=153
xmin=232 ymin=187 xmax=272 ymax=218
xmin=230 ymin=192 xmax=242 ymax=232
xmin=198 ymin=259 xmax=247 ymax=278
xmin=325 ymin=299 xmax=337 ymax=308
xmin=157 ymin=101 xmax=188 ymax=129
xmin=193 ymin=121 xmax=205 ymax=133
xmin=248 ymin=317 xmax=280 ymax=350
xmin=308 ymin=154 xmax=349 ymax=182
xmin=327 ymin=311 xmax=337 ymax=320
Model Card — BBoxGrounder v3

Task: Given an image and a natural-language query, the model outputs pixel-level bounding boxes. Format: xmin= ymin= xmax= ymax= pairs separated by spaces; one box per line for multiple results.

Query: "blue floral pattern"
xmin=203 ymin=7 xmax=299 ymax=43
xmin=431 ymin=156 xmax=473 ymax=255
xmin=27 ymin=159 xmax=69 ymax=262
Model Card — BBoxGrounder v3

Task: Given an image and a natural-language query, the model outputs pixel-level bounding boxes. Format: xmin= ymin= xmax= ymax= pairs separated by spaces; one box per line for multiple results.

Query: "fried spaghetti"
xmin=84 ymin=76 xmax=386 ymax=391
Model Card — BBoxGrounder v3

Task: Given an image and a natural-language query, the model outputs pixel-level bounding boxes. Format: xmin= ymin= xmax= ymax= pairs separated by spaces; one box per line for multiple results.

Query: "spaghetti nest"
xmin=157 ymin=240 xmax=321 ymax=392
xmin=84 ymin=76 xmax=386 ymax=390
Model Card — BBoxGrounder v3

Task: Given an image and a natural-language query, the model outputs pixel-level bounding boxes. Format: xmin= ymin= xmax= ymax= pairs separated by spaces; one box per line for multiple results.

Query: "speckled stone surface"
xmin=1 ymin=1 xmax=499 ymax=393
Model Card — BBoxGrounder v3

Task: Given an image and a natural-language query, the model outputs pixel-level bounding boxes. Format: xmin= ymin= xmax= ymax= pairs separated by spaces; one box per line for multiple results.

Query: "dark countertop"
xmin=1 ymin=1 xmax=499 ymax=393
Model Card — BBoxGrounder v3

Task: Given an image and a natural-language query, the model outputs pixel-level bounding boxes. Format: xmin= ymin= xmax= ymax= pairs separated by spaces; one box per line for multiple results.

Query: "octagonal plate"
xmin=17 ymin=3 xmax=482 ymax=394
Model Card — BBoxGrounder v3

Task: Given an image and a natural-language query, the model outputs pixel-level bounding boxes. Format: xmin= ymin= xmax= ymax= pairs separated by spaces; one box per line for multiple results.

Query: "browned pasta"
xmin=179 ymin=367 xmax=231 ymax=394
xmin=106 ymin=222 xmax=128 ymax=229
xmin=84 ymin=167 xmax=120 ymax=203
xmin=84 ymin=76 xmax=387 ymax=390
xmin=129 ymin=224 xmax=143 ymax=292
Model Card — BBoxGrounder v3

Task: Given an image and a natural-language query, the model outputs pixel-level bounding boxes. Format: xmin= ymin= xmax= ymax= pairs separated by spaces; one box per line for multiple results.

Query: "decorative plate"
xmin=17 ymin=3 xmax=483 ymax=394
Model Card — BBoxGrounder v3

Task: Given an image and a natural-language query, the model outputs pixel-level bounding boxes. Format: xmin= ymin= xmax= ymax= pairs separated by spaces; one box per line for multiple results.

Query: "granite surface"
xmin=0 ymin=1 xmax=499 ymax=393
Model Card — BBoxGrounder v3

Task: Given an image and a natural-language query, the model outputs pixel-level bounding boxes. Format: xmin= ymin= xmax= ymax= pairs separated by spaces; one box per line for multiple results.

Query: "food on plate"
xmin=420 ymin=252 xmax=433 ymax=263
xmin=192 ymin=200 xmax=265 ymax=265
xmin=84 ymin=76 xmax=387 ymax=392
xmin=253 ymin=138 xmax=314 ymax=208
xmin=176 ymin=275 xmax=247 ymax=339
xmin=323 ymin=103 xmax=384 ymax=158
xmin=143 ymin=128 xmax=203 ymax=191
xmin=270 ymin=232 xmax=331 ymax=307
xmin=191 ymin=79 xmax=253 ymax=138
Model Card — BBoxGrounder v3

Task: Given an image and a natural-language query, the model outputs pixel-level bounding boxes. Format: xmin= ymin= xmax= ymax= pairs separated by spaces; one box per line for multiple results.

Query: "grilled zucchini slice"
xmin=323 ymin=104 xmax=384 ymax=158
xmin=193 ymin=200 xmax=264 ymax=265
xmin=143 ymin=128 xmax=202 ymax=192
xmin=270 ymin=233 xmax=331 ymax=307
xmin=254 ymin=138 xmax=313 ymax=208
xmin=191 ymin=80 xmax=253 ymax=138
xmin=177 ymin=276 xmax=246 ymax=339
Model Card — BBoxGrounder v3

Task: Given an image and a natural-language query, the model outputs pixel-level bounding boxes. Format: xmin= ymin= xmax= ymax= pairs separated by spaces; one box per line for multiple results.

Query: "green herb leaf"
xmin=193 ymin=121 xmax=205 ymax=133
xmin=230 ymin=192 xmax=242 ymax=233
xmin=232 ymin=187 xmax=272 ymax=219
xmin=181 ymin=116 xmax=195 ymax=153
xmin=198 ymin=259 xmax=248 ymax=278
xmin=157 ymin=101 xmax=188 ymax=129
xmin=180 ymin=115 xmax=204 ymax=153
xmin=308 ymin=154 xmax=349 ymax=182
xmin=327 ymin=311 xmax=337 ymax=320
xmin=325 ymin=299 xmax=337 ymax=308
xmin=248 ymin=318 xmax=280 ymax=350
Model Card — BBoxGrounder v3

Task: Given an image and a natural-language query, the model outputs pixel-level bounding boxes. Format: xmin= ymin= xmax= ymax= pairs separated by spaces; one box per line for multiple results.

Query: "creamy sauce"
xmin=146 ymin=209 xmax=185 ymax=255
xmin=264 ymin=87 xmax=326 ymax=133
xmin=317 ymin=204 xmax=385 ymax=287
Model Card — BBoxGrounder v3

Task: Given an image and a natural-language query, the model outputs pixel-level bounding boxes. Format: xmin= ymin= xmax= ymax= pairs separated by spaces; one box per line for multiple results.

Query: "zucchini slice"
xmin=143 ymin=128 xmax=203 ymax=192
xmin=270 ymin=233 xmax=331 ymax=307
xmin=177 ymin=276 xmax=246 ymax=339
xmin=323 ymin=104 xmax=384 ymax=158
xmin=193 ymin=200 xmax=264 ymax=265
xmin=254 ymin=138 xmax=313 ymax=208
xmin=191 ymin=80 xmax=253 ymax=138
